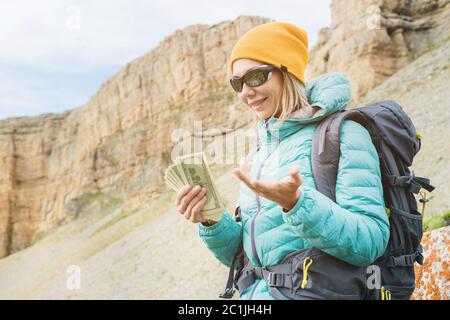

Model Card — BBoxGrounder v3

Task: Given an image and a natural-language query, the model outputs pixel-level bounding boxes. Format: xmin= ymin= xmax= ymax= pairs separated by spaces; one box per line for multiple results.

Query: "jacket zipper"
xmin=248 ymin=119 xmax=280 ymax=299
xmin=249 ymin=151 xmax=271 ymax=267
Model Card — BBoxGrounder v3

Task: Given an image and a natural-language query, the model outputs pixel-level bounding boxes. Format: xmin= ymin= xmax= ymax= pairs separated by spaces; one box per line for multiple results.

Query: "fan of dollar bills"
xmin=164 ymin=152 xmax=228 ymax=221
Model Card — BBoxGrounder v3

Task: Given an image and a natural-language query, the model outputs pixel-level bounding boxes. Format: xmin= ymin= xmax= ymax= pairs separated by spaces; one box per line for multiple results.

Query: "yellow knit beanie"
xmin=229 ymin=21 xmax=309 ymax=84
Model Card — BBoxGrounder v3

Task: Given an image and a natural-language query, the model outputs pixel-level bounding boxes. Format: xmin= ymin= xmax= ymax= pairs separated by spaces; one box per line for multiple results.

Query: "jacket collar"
xmin=258 ymin=72 xmax=351 ymax=144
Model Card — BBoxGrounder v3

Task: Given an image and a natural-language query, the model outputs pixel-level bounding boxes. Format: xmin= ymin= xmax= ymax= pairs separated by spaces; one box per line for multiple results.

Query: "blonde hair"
xmin=254 ymin=69 xmax=313 ymax=131
xmin=275 ymin=70 xmax=313 ymax=126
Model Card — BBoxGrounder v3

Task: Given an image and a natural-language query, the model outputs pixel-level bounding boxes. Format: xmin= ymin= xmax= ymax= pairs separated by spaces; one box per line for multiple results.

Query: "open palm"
xmin=233 ymin=158 xmax=304 ymax=212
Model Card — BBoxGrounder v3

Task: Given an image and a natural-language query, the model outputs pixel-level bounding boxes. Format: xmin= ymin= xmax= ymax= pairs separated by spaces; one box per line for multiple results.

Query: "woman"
xmin=175 ymin=22 xmax=390 ymax=299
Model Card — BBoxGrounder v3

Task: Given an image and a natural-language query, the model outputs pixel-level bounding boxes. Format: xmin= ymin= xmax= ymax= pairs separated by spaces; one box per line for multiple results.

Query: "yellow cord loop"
xmin=301 ymin=257 xmax=314 ymax=289
xmin=380 ymin=287 xmax=392 ymax=300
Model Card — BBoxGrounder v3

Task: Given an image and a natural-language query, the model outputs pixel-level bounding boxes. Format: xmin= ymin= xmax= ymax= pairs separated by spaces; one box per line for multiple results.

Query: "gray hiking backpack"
xmin=220 ymin=100 xmax=434 ymax=300
xmin=311 ymin=100 xmax=434 ymax=299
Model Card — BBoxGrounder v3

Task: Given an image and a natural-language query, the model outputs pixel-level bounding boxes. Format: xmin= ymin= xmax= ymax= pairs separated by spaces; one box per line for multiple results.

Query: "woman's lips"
xmin=250 ymin=98 xmax=267 ymax=110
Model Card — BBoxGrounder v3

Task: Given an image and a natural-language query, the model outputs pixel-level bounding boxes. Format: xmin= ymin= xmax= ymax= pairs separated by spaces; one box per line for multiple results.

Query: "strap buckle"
xmin=390 ymin=248 xmax=424 ymax=267
xmin=404 ymin=255 xmax=414 ymax=266
xmin=252 ymin=266 xmax=265 ymax=279
xmin=267 ymin=272 xmax=284 ymax=288
xmin=416 ymin=250 xmax=424 ymax=265
xmin=390 ymin=175 xmax=408 ymax=186
xmin=389 ymin=174 xmax=423 ymax=194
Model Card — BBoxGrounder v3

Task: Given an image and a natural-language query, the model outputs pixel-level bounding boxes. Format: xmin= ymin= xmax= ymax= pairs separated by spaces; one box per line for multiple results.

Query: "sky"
xmin=0 ymin=0 xmax=331 ymax=120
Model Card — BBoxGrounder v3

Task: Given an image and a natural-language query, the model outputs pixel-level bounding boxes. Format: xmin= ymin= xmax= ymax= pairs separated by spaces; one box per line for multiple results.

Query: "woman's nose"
xmin=239 ymin=83 xmax=256 ymax=99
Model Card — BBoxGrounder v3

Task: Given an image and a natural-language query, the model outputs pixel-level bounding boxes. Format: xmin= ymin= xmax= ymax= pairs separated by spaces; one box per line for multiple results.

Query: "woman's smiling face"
xmin=232 ymin=58 xmax=284 ymax=120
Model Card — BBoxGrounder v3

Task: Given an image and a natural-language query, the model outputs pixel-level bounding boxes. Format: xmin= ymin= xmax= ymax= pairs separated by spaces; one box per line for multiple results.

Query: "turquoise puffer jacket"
xmin=198 ymin=72 xmax=390 ymax=300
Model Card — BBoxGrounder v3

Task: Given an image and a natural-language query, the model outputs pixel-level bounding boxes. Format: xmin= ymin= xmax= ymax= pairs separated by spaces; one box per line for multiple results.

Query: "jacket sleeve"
xmin=198 ymin=210 xmax=242 ymax=267
xmin=281 ymin=120 xmax=390 ymax=266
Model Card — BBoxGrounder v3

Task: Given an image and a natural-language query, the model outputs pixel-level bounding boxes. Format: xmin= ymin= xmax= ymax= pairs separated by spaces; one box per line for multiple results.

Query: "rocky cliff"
xmin=0 ymin=16 xmax=269 ymax=257
xmin=306 ymin=0 xmax=450 ymax=103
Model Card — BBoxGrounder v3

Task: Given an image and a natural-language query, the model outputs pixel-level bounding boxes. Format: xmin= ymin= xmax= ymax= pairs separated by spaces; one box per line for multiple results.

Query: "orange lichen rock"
xmin=411 ymin=226 xmax=450 ymax=300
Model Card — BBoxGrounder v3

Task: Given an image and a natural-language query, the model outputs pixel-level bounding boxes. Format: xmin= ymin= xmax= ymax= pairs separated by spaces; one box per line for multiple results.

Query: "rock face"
xmin=0 ymin=16 xmax=269 ymax=257
xmin=306 ymin=0 xmax=450 ymax=103
xmin=412 ymin=226 xmax=449 ymax=300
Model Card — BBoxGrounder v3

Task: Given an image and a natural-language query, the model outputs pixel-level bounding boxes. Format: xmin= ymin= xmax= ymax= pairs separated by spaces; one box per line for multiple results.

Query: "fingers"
xmin=176 ymin=185 xmax=192 ymax=206
xmin=233 ymin=168 xmax=256 ymax=190
xmin=240 ymin=157 xmax=252 ymax=174
xmin=288 ymin=165 xmax=303 ymax=185
xmin=189 ymin=196 xmax=207 ymax=223
xmin=289 ymin=165 xmax=299 ymax=176
xmin=175 ymin=183 xmax=208 ymax=224
xmin=234 ymin=159 xmax=253 ymax=185
xmin=177 ymin=185 xmax=202 ymax=214
xmin=234 ymin=163 xmax=270 ymax=195
xmin=184 ymin=187 xmax=207 ymax=220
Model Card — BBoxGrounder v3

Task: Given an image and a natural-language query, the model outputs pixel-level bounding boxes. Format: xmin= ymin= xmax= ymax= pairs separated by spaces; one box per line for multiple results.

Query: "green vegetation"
xmin=71 ymin=191 xmax=123 ymax=215
xmin=423 ymin=211 xmax=450 ymax=232
xmin=12 ymin=202 xmax=30 ymax=211
xmin=96 ymin=144 xmax=120 ymax=167
xmin=444 ymin=211 xmax=450 ymax=220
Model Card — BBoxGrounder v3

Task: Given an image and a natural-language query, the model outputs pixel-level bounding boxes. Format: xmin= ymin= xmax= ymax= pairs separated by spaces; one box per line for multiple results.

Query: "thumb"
xmin=288 ymin=165 xmax=302 ymax=185
xmin=240 ymin=157 xmax=251 ymax=174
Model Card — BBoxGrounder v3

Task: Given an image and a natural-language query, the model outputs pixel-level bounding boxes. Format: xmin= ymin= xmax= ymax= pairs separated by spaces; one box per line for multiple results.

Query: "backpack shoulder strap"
xmin=311 ymin=109 xmax=369 ymax=202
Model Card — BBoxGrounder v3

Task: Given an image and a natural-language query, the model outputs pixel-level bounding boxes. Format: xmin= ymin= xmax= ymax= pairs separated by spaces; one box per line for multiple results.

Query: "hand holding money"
xmin=175 ymin=185 xmax=213 ymax=225
xmin=165 ymin=152 xmax=227 ymax=222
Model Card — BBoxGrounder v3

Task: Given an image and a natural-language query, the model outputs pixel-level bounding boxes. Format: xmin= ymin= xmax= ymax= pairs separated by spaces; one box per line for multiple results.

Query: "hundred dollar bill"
xmin=164 ymin=173 xmax=181 ymax=192
xmin=174 ymin=152 xmax=226 ymax=221
xmin=165 ymin=165 xmax=184 ymax=190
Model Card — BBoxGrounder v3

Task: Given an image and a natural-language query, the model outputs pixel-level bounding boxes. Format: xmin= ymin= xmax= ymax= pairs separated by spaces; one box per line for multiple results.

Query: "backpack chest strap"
xmin=235 ymin=261 xmax=293 ymax=293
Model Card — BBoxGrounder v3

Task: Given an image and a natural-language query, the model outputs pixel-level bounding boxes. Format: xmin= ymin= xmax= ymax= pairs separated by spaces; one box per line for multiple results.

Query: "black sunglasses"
xmin=230 ymin=65 xmax=274 ymax=93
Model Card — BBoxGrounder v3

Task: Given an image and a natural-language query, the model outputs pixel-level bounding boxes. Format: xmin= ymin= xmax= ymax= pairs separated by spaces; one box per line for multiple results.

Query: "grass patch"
xmin=96 ymin=144 xmax=120 ymax=167
xmin=423 ymin=211 xmax=450 ymax=232
xmin=12 ymin=202 xmax=30 ymax=210
xmin=66 ymin=191 xmax=123 ymax=221
xmin=72 ymin=191 xmax=122 ymax=213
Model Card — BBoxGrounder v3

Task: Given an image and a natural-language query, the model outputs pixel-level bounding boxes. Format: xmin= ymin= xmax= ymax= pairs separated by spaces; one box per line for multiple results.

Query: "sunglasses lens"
xmin=230 ymin=78 xmax=243 ymax=92
xmin=245 ymin=70 xmax=266 ymax=87
xmin=230 ymin=66 xmax=272 ymax=93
